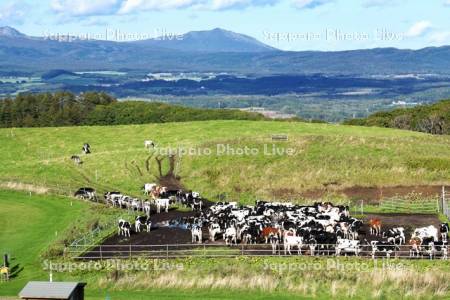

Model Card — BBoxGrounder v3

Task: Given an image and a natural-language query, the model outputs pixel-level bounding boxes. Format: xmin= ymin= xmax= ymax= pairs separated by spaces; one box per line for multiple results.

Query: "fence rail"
xmin=67 ymin=243 xmax=448 ymax=260
xmin=379 ymin=197 xmax=439 ymax=213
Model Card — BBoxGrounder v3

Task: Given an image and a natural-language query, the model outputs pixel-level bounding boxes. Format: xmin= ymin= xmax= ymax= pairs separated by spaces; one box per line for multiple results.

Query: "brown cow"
xmin=262 ymin=227 xmax=281 ymax=243
xmin=369 ymin=219 xmax=382 ymax=236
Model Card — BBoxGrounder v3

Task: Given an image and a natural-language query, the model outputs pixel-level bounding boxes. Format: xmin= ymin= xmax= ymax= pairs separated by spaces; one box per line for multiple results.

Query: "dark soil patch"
xmin=362 ymin=213 xmax=441 ymax=242
xmin=81 ymin=210 xmax=442 ymax=259
xmin=301 ymin=185 xmax=442 ymax=204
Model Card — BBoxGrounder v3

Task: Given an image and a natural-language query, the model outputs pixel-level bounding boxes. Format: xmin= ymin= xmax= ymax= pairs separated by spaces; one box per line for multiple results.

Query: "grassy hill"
xmin=0 ymin=120 xmax=449 ymax=203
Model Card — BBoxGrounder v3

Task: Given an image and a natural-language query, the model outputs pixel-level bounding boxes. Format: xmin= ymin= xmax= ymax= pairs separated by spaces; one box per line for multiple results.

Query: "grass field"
xmin=1 ymin=121 xmax=450 ymax=299
xmin=0 ymin=191 xmax=89 ymax=294
xmin=0 ymin=120 xmax=449 ymax=204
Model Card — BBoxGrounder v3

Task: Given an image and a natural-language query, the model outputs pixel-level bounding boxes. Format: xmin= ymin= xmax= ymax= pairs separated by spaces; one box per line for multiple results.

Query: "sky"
xmin=1 ymin=0 xmax=450 ymax=51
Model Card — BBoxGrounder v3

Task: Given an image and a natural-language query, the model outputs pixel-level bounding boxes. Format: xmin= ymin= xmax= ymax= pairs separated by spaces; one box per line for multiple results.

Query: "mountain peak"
xmin=0 ymin=26 xmax=26 ymax=38
xmin=138 ymin=28 xmax=277 ymax=53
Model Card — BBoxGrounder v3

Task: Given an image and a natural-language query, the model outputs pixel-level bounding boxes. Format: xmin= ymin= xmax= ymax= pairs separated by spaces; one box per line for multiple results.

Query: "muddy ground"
xmin=82 ymin=210 xmax=442 ymax=259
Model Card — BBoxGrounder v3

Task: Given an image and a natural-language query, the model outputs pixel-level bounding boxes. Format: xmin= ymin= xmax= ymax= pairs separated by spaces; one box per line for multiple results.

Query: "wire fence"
xmin=67 ymin=243 xmax=448 ymax=260
xmin=67 ymin=221 xmax=117 ymax=256
xmin=379 ymin=196 xmax=439 ymax=213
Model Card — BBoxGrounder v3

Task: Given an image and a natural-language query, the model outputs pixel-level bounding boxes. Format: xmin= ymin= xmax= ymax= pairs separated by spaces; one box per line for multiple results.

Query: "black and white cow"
xmin=135 ymin=216 xmax=148 ymax=233
xmin=191 ymin=225 xmax=202 ymax=244
xmin=74 ymin=187 xmax=96 ymax=201
xmin=370 ymin=240 xmax=398 ymax=259
xmin=411 ymin=225 xmax=439 ymax=242
xmin=335 ymin=238 xmax=360 ymax=256
xmin=440 ymin=223 xmax=449 ymax=242
xmin=383 ymin=227 xmax=406 ymax=245
xmin=71 ymin=155 xmax=82 ymax=165
xmin=82 ymin=143 xmax=91 ymax=154
xmin=118 ymin=219 xmax=131 ymax=237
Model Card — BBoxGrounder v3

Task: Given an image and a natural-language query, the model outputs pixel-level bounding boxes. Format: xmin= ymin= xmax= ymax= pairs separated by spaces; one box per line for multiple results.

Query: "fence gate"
xmin=442 ymin=186 xmax=450 ymax=220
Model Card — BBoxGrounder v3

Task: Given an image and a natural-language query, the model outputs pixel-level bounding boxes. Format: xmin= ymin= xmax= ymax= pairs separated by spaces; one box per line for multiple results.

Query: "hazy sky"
xmin=1 ymin=0 xmax=450 ymax=51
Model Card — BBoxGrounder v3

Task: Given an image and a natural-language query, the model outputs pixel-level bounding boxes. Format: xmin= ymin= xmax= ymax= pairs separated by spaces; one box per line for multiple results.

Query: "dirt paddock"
xmin=81 ymin=210 xmax=443 ymax=259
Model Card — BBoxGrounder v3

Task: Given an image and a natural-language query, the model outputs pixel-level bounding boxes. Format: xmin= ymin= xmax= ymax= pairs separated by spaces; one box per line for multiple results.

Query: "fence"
xmin=67 ymin=243 xmax=448 ymax=260
xmin=379 ymin=196 xmax=439 ymax=213
xmin=441 ymin=186 xmax=450 ymax=220
xmin=67 ymin=221 xmax=117 ymax=257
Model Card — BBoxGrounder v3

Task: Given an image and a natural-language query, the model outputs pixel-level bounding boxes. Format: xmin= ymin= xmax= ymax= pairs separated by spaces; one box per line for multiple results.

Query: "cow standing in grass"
xmin=70 ymin=155 xmax=82 ymax=165
xmin=82 ymin=143 xmax=91 ymax=154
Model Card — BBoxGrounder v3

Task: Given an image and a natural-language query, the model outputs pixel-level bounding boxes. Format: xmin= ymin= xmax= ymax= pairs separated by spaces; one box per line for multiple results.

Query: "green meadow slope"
xmin=0 ymin=120 xmax=449 ymax=203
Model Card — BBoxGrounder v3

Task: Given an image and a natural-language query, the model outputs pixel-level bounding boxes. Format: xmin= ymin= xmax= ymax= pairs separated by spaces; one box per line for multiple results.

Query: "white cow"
xmin=284 ymin=235 xmax=303 ymax=255
xmin=143 ymin=201 xmax=151 ymax=216
xmin=335 ymin=238 xmax=360 ymax=256
xmin=411 ymin=225 xmax=439 ymax=242
xmin=143 ymin=183 xmax=157 ymax=195
xmin=155 ymin=198 xmax=170 ymax=213
xmin=191 ymin=226 xmax=202 ymax=244
xmin=224 ymin=227 xmax=237 ymax=245
xmin=209 ymin=223 xmax=222 ymax=242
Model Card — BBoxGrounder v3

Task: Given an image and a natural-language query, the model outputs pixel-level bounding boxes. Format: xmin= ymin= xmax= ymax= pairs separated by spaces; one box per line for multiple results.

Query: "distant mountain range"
xmin=1 ymin=26 xmax=450 ymax=75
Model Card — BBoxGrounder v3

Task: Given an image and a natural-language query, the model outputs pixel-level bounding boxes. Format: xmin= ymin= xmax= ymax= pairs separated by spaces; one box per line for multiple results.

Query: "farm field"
xmin=1 ymin=121 xmax=450 ymax=300
xmin=0 ymin=120 xmax=450 ymax=204
xmin=1 ymin=191 xmax=449 ymax=300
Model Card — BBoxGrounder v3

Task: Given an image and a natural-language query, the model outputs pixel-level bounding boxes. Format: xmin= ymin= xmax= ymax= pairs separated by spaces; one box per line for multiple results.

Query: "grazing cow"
xmin=118 ymin=219 xmax=131 ymax=237
xmin=440 ymin=223 xmax=449 ymax=242
xmin=335 ymin=238 xmax=360 ymax=256
xmin=82 ymin=143 xmax=91 ymax=154
xmin=191 ymin=226 xmax=202 ymax=244
xmin=411 ymin=225 xmax=439 ymax=242
xmin=74 ymin=188 xmax=96 ymax=201
xmin=369 ymin=219 xmax=382 ymax=236
xmin=155 ymin=198 xmax=170 ymax=213
xmin=370 ymin=240 xmax=398 ymax=259
xmin=104 ymin=192 xmax=122 ymax=206
xmin=144 ymin=140 xmax=155 ymax=149
xmin=70 ymin=155 xmax=82 ymax=165
xmin=135 ymin=216 xmax=148 ymax=233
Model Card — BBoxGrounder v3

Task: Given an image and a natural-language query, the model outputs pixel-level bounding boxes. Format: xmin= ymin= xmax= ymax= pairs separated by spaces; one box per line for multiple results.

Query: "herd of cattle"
xmin=71 ymin=144 xmax=449 ymax=260
xmin=75 ymin=184 xmax=450 ymax=259
xmin=122 ymin=198 xmax=448 ymax=259
xmin=185 ymin=201 xmax=449 ymax=259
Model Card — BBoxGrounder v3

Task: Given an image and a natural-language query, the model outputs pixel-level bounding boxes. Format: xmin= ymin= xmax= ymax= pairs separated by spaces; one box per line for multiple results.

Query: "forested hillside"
xmin=344 ymin=99 xmax=450 ymax=135
xmin=0 ymin=92 xmax=265 ymax=127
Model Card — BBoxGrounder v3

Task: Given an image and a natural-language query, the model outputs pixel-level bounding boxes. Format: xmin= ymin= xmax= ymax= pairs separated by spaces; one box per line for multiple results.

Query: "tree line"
xmin=343 ymin=100 xmax=450 ymax=135
xmin=0 ymin=92 xmax=266 ymax=128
